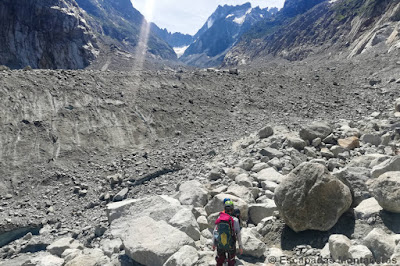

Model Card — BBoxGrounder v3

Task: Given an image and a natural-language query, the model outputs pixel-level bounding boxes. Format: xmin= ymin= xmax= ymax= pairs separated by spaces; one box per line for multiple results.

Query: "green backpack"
xmin=215 ymin=213 xmax=236 ymax=251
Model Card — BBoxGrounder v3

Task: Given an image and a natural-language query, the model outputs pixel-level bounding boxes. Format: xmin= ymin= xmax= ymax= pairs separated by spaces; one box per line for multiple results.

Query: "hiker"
xmin=213 ymin=200 xmax=243 ymax=266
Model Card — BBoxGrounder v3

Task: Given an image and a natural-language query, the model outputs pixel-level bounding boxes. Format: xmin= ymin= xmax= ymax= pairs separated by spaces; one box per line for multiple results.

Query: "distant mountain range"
xmin=179 ymin=3 xmax=278 ymax=67
xmin=1 ymin=0 xmax=398 ymax=70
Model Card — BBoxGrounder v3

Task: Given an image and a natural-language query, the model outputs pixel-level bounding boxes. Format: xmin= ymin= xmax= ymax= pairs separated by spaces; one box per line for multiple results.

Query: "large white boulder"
xmin=274 ymin=163 xmax=352 ymax=232
xmin=354 ymin=197 xmax=382 ymax=219
xmin=64 ymin=249 xmax=110 ymax=266
xmin=241 ymin=228 xmax=266 ymax=258
xmin=169 ymin=208 xmax=201 ymax=241
xmin=106 ymin=195 xmax=182 ymax=224
xmin=329 ymin=234 xmax=351 ymax=261
xmin=47 ymin=237 xmax=83 ymax=257
xmin=178 ymin=180 xmax=208 ymax=207
xmin=348 ymin=245 xmax=373 ymax=262
xmin=255 ymin=168 xmax=283 ymax=184
xmin=111 ymin=216 xmax=195 ymax=266
xmin=163 ymin=245 xmax=199 ymax=266
xmin=371 ymin=156 xmax=400 ymax=178
xmin=226 ymin=184 xmax=256 ymax=204
xmin=370 ymin=171 xmax=400 ymax=213
xmin=364 ymin=228 xmax=396 ymax=261
xmin=249 ymin=201 xmax=277 ymax=225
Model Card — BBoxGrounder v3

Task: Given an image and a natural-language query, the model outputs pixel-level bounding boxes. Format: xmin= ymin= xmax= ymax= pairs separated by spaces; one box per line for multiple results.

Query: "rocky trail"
xmin=0 ymin=53 xmax=400 ymax=265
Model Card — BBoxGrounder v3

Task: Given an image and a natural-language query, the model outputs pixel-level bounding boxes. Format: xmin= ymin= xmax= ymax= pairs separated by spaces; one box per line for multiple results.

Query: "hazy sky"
xmin=130 ymin=0 xmax=285 ymax=35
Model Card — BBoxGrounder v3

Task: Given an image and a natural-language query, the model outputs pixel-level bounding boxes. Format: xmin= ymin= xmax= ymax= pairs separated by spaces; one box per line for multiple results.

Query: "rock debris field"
xmin=1 ymin=54 xmax=400 ymax=265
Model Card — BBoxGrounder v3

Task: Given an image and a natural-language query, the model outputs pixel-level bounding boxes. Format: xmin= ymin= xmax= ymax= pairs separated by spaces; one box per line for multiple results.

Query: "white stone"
xmin=354 ymin=197 xmax=382 ymax=219
xmin=163 ymin=245 xmax=199 ymax=266
xmin=255 ymin=168 xmax=283 ymax=184
xmin=249 ymin=201 xmax=277 ymax=225
xmin=178 ymin=180 xmax=208 ymax=207
xmin=364 ymin=228 xmax=396 ymax=261
xmin=329 ymin=234 xmax=351 ymax=261
xmin=169 ymin=208 xmax=201 ymax=241
xmin=111 ymin=216 xmax=195 ymax=266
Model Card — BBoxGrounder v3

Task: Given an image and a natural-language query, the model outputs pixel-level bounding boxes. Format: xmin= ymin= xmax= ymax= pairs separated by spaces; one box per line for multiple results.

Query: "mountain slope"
xmin=224 ymin=0 xmax=400 ymax=65
xmin=150 ymin=24 xmax=193 ymax=48
xmin=180 ymin=3 xmax=277 ymax=67
xmin=0 ymin=0 xmax=98 ymax=69
xmin=75 ymin=0 xmax=176 ymax=60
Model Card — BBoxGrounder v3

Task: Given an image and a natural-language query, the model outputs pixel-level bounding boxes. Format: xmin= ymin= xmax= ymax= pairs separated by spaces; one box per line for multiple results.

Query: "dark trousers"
xmin=216 ymin=249 xmax=236 ymax=266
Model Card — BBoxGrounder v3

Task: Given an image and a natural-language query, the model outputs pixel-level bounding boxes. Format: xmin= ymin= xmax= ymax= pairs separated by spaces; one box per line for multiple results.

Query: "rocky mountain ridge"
xmin=180 ymin=3 xmax=277 ymax=68
xmin=224 ymin=0 xmax=400 ymax=65
xmin=150 ymin=24 xmax=194 ymax=48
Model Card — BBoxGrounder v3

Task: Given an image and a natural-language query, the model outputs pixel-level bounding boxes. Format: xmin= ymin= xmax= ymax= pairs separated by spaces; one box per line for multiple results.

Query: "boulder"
xmin=361 ymin=133 xmax=382 ymax=146
xmin=226 ymin=184 xmax=256 ymax=204
xmin=287 ymin=137 xmax=306 ymax=150
xmin=112 ymin=188 xmax=128 ymax=202
xmin=241 ymin=228 xmax=266 ymax=258
xmin=274 ymin=163 xmax=352 ymax=232
xmin=47 ymin=237 xmax=83 ymax=257
xmin=197 ymin=216 xmax=208 ymax=231
xmin=111 ymin=216 xmax=194 ymax=266
xmin=255 ymin=168 xmax=283 ymax=184
xmin=371 ymin=156 xmax=400 ymax=178
xmin=235 ymin=174 xmax=253 ymax=188
xmin=249 ymin=201 xmax=277 ymax=225
xmin=329 ymin=234 xmax=351 ymax=261
xmin=259 ymin=147 xmax=284 ymax=158
xmin=333 ymin=167 xmax=371 ymax=206
xmin=258 ymin=126 xmax=274 ymax=139
xmin=354 ymin=197 xmax=383 ymax=219
xmin=169 ymin=208 xmax=201 ymax=241
xmin=299 ymin=122 xmax=332 ymax=142
xmin=210 ymin=186 xmax=228 ymax=197
xmin=338 ymin=137 xmax=360 ymax=150
xmin=208 ymin=168 xmax=224 ymax=181
xmin=348 ymin=154 xmax=388 ymax=168
xmin=261 ymin=180 xmax=278 ymax=192
xmin=238 ymin=159 xmax=255 ymax=171
xmin=348 ymin=245 xmax=373 ymax=262
xmin=224 ymin=168 xmax=244 ymax=180
xmin=106 ymin=195 xmax=182 ymax=224
xmin=370 ymin=171 xmax=400 ymax=213
xmin=163 ymin=245 xmax=199 ymax=266
xmin=251 ymin=163 xmax=269 ymax=173
xmin=205 ymin=194 xmax=249 ymax=221
xmin=25 ymin=253 xmax=64 ymax=266
xmin=100 ymin=238 xmax=122 ymax=257
xmin=178 ymin=180 xmax=208 ymax=207
xmin=64 ymin=249 xmax=110 ymax=266
xmin=364 ymin=228 xmax=396 ymax=261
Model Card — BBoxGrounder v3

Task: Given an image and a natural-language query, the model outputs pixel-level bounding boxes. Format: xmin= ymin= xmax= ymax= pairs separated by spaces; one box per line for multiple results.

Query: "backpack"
xmin=215 ymin=212 xmax=236 ymax=251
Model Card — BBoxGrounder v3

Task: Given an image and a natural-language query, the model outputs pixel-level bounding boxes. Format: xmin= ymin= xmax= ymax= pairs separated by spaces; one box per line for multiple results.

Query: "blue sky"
xmin=130 ymin=0 xmax=285 ymax=35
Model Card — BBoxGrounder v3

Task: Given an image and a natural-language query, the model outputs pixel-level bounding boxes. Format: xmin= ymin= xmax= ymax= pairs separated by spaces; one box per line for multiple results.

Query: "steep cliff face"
xmin=76 ymin=0 xmax=177 ymax=60
xmin=223 ymin=0 xmax=400 ymax=65
xmin=0 ymin=0 xmax=98 ymax=69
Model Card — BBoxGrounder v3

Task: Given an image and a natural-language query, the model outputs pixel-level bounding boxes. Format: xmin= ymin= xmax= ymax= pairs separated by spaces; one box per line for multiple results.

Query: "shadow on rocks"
xmin=380 ymin=211 xmax=400 ymax=234
xmin=280 ymin=211 xmax=356 ymax=250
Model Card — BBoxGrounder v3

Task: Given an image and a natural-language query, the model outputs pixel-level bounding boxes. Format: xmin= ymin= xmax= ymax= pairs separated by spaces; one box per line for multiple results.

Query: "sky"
xmin=130 ymin=0 xmax=285 ymax=35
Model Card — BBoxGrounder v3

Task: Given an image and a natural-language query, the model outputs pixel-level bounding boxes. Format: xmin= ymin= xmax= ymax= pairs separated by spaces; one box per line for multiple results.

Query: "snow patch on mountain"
xmin=233 ymin=8 xmax=252 ymax=25
xmin=173 ymin=45 xmax=189 ymax=58
xmin=226 ymin=14 xmax=234 ymax=18
xmin=207 ymin=18 xmax=214 ymax=29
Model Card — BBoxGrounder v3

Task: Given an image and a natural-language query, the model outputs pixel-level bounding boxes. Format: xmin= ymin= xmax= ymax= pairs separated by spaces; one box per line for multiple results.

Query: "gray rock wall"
xmin=0 ymin=0 xmax=98 ymax=69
